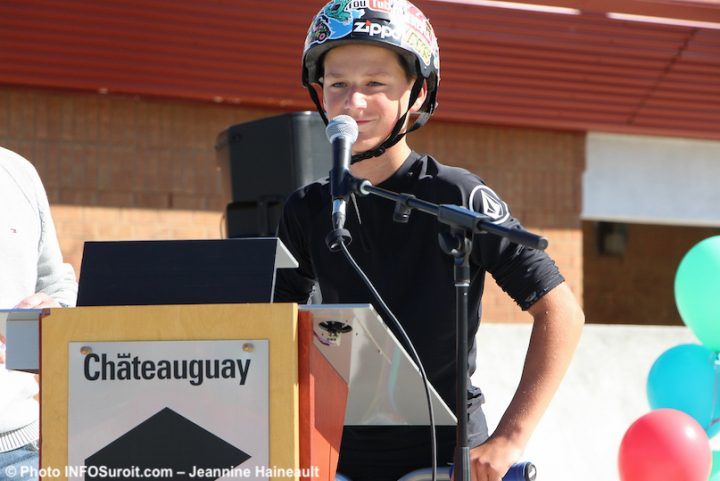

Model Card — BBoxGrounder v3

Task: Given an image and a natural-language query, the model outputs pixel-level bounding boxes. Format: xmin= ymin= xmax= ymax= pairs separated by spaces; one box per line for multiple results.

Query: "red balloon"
xmin=619 ymin=409 xmax=712 ymax=481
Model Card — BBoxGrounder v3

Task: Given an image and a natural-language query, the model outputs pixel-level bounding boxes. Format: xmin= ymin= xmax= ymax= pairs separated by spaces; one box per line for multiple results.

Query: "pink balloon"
xmin=619 ymin=409 xmax=712 ymax=481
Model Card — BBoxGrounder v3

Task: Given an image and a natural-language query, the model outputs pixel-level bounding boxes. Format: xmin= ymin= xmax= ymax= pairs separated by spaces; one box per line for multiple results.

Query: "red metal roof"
xmin=0 ymin=0 xmax=718 ymax=139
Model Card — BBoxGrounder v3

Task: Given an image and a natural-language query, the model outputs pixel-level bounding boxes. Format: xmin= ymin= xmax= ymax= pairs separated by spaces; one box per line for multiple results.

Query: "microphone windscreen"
xmin=326 ymin=115 xmax=359 ymax=144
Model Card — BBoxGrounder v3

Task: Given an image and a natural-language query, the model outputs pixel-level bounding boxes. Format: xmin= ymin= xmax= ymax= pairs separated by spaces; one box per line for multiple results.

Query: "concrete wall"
xmin=583 ymin=133 xmax=720 ymax=227
xmin=473 ymin=322 xmax=716 ymax=481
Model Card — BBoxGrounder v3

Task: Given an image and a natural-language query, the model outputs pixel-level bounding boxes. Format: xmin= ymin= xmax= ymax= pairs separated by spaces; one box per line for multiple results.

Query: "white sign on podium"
xmin=67 ymin=340 xmax=269 ymax=481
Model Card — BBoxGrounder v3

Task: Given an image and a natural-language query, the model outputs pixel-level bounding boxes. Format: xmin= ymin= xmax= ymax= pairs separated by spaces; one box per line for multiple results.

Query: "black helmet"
xmin=302 ymin=0 xmax=440 ymax=161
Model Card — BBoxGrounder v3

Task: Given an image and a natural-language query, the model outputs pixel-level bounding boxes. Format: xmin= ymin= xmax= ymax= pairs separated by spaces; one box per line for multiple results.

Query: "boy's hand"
xmin=14 ymin=292 xmax=62 ymax=309
xmin=467 ymin=435 xmax=522 ymax=481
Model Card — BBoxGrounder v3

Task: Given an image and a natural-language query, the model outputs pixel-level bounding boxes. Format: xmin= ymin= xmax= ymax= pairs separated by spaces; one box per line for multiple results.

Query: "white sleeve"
xmin=30 ymin=162 xmax=78 ymax=307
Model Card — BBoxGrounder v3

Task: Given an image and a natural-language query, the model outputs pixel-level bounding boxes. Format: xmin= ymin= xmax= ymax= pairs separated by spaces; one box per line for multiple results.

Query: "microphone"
xmin=326 ymin=115 xmax=359 ymax=231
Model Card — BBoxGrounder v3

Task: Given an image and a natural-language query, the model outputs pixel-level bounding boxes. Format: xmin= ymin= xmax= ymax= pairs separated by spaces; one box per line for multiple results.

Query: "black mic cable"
xmin=337 ymin=240 xmax=439 ymax=481
xmin=323 ymin=114 xmax=439 ymax=481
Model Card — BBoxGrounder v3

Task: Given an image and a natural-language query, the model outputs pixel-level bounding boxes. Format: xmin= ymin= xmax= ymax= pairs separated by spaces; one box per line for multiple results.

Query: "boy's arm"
xmin=468 ymin=281 xmax=584 ymax=480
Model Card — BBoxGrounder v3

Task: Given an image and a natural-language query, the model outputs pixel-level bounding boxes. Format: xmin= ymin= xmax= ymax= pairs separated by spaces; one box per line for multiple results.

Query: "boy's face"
xmin=320 ymin=44 xmax=426 ymax=155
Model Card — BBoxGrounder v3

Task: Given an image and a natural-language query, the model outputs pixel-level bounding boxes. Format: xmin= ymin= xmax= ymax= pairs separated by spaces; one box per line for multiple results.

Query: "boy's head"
xmin=303 ymin=0 xmax=440 ymax=161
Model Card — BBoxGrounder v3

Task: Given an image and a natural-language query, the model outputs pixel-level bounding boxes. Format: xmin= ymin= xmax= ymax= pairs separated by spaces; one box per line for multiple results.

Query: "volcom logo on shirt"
xmin=469 ymin=185 xmax=510 ymax=224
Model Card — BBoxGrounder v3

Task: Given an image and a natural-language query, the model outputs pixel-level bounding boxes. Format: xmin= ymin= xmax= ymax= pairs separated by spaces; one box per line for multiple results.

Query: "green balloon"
xmin=675 ymin=236 xmax=720 ymax=352
xmin=710 ymin=451 xmax=720 ymax=481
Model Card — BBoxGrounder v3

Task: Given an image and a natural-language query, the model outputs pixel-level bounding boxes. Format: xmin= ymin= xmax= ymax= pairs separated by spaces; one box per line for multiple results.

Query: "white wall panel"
xmin=583 ymin=133 xmax=720 ymax=227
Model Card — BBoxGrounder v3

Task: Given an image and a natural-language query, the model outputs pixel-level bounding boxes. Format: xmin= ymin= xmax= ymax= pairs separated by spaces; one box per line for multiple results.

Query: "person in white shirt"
xmin=0 ymin=146 xmax=77 ymax=481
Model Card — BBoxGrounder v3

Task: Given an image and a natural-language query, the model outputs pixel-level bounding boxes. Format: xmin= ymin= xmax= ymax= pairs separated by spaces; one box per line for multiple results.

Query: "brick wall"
xmin=0 ymin=86 xmax=585 ymax=322
xmin=0 ymin=87 xmax=277 ymax=210
xmin=0 ymin=86 xmax=277 ymax=270
xmin=583 ymin=221 xmax=720 ymax=325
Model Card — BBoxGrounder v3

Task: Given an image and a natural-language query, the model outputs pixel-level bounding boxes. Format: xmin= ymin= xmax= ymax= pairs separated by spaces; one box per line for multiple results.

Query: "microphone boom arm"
xmin=356 ymin=181 xmax=548 ymax=250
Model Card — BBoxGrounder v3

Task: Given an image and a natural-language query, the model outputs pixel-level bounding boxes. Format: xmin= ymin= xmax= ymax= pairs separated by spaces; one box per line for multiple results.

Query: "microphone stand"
xmin=338 ymin=176 xmax=547 ymax=481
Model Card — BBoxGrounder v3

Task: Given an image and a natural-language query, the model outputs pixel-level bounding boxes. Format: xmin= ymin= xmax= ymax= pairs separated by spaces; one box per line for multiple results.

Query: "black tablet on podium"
xmin=76 ymin=238 xmax=297 ymax=306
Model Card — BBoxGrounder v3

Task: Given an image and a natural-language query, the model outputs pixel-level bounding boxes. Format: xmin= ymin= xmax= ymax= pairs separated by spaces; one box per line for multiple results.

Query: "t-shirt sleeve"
xmin=467 ymin=182 xmax=564 ymax=310
xmin=273 ymin=191 xmax=317 ymax=304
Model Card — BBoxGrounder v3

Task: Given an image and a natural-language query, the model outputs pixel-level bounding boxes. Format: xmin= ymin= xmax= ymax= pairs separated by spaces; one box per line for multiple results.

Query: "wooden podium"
xmin=3 ymin=239 xmax=455 ymax=481
xmin=4 ymin=303 xmax=455 ymax=481
xmin=5 ymin=304 xmax=346 ymax=480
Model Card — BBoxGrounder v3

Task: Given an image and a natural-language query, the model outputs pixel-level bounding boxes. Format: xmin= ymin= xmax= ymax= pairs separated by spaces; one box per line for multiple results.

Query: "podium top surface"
xmin=301 ymin=304 xmax=456 ymax=426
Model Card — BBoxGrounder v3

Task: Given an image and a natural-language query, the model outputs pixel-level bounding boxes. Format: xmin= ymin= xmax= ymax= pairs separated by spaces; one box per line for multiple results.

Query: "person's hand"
xmin=14 ymin=292 xmax=62 ymax=309
xmin=465 ymin=435 xmax=523 ymax=481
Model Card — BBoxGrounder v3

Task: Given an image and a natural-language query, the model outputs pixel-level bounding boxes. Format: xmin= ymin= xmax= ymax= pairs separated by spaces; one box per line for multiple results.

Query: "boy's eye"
xmin=368 ymin=81 xmax=384 ymax=87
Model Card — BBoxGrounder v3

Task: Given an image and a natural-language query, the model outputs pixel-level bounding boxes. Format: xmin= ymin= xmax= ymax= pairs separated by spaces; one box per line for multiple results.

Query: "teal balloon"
xmin=711 ymin=451 xmax=720 ymax=481
xmin=647 ymin=343 xmax=720 ymax=438
xmin=675 ymin=236 xmax=720 ymax=351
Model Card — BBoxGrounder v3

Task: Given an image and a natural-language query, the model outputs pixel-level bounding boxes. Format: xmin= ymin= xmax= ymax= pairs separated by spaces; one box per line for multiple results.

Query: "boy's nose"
xmin=346 ymin=88 xmax=367 ymax=109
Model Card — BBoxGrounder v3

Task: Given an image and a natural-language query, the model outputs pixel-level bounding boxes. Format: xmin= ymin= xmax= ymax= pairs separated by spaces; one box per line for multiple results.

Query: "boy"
xmin=274 ymin=2 xmax=585 ymax=480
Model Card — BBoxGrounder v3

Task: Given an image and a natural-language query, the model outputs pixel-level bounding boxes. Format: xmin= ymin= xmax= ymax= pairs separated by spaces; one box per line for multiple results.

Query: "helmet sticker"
xmin=367 ymin=0 xmax=392 ymax=12
xmin=469 ymin=185 xmax=510 ymax=224
xmin=406 ymin=4 xmax=434 ymax=44
xmin=307 ymin=4 xmax=362 ymax=48
xmin=324 ymin=0 xmax=354 ymax=24
xmin=405 ymin=30 xmax=432 ymax=66
xmin=353 ymin=20 xmax=403 ymax=41
xmin=309 ymin=16 xmax=332 ymax=44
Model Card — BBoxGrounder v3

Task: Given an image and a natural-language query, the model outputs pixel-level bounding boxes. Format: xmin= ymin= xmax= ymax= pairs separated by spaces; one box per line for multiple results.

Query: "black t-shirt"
xmin=275 ymin=152 xmax=563 ymax=481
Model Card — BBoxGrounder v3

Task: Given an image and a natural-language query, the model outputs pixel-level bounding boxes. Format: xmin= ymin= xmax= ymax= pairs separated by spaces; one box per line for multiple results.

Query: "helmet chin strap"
xmin=350 ymin=111 xmax=408 ymax=163
xmin=307 ymin=76 xmax=426 ymax=164
xmin=308 ymin=85 xmax=329 ymax=125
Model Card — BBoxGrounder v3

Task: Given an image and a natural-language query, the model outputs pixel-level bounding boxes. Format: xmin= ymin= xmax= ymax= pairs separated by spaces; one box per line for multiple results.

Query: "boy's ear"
xmin=409 ymin=79 xmax=428 ymax=113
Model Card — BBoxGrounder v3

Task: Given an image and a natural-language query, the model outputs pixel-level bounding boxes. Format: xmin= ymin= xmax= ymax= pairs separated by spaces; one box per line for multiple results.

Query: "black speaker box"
xmin=216 ymin=111 xmax=331 ymax=238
